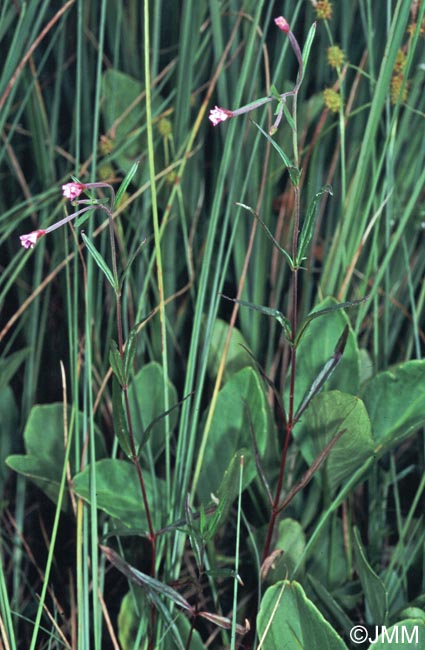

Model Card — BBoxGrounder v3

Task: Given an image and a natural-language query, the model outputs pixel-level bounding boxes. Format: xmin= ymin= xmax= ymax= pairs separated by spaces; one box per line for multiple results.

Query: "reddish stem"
xmin=262 ymin=186 xmax=300 ymax=564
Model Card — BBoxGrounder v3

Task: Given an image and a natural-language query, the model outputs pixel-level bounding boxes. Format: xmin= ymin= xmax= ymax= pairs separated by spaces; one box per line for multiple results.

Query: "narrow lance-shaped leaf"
xmin=123 ymin=326 xmax=138 ymax=381
xmin=109 ymin=339 xmax=125 ymax=386
xmin=252 ymin=119 xmax=293 ymax=168
xmin=277 ymin=428 xmax=347 ymax=513
xmin=136 ymin=395 xmax=189 ymax=455
xmin=101 ymin=545 xmax=194 ymax=613
xmin=353 ymin=527 xmax=388 ymax=626
xmin=198 ymin=611 xmax=249 ymax=636
xmin=270 ymin=84 xmax=281 ymax=102
xmin=252 ymin=120 xmax=301 ymax=186
xmin=112 ymin=376 xmax=132 ymax=457
xmin=81 ymin=233 xmax=117 ymax=290
xmin=119 ymin=238 xmax=146 ymax=291
xmin=235 ymin=202 xmax=295 ymax=269
xmin=301 ymin=21 xmax=317 ymax=71
xmin=221 ymin=294 xmax=292 ymax=343
xmin=296 ymin=184 xmax=333 ymax=267
xmin=184 ymin=497 xmax=204 ymax=571
xmin=245 ymin=399 xmax=273 ymax=505
xmin=239 ymin=344 xmax=288 ymax=429
xmin=114 ymin=160 xmax=140 ymax=208
xmin=281 ymin=101 xmax=296 ymax=131
xmin=295 ymin=296 xmax=367 ymax=347
xmin=294 ymin=326 xmax=349 ymax=422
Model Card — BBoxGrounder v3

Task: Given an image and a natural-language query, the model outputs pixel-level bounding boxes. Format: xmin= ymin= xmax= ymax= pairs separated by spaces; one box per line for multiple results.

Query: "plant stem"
xmin=106 ymin=205 xmax=157 ymax=577
xmin=262 ymin=186 xmax=300 ymax=563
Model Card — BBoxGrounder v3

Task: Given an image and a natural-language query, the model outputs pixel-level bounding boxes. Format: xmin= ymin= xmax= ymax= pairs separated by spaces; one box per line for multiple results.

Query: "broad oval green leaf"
xmin=366 ymin=619 xmax=425 ymax=649
xmin=265 ymin=518 xmax=306 ymax=582
xmin=293 ymin=390 xmax=374 ymax=495
xmin=353 ymin=527 xmax=388 ymax=625
xmin=206 ymin=318 xmax=253 ymax=383
xmin=101 ymin=69 xmax=163 ymax=180
xmin=257 ymin=580 xmax=347 ymax=649
xmin=292 ymin=297 xmax=360 ymax=415
xmin=73 ymin=459 xmax=166 ymax=532
xmin=128 ymin=362 xmax=178 ymax=460
xmin=6 ymin=404 xmax=106 ymax=510
xmin=359 ymin=360 xmax=425 ymax=454
xmin=196 ymin=367 xmax=271 ymax=504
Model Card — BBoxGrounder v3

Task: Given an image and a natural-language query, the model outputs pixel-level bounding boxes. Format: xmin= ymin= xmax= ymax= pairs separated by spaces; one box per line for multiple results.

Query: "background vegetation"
xmin=1 ymin=0 xmax=425 ymax=648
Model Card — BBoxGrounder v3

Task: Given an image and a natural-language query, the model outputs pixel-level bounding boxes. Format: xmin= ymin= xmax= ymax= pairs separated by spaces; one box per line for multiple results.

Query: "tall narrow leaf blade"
xmin=297 ymin=184 xmax=333 ymax=266
xmin=114 ymin=160 xmax=140 ymax=208
xmin=301 ymin=21 xmax=317 ymax=71
xmin=109 ymin=340 xmax=125 ymax=386
xmin=221 ymin=295 xmax=292 ymax=342
xmin=252 ymin=120 xmax=293 ymax=168
xmin=101 ymin=546 xmax=193 ymax=613
xmin=81 ymin=233 xmax=116 ymax=289
xmin=295 ymin=326 xmax=349 ymax=421
xmin=235 ymin=202 xmax=294 ymax=268
xmin=123 ymin=326 xmax=138 ymax=380
xmin=112 ymin=376 xmax=132 ymax=457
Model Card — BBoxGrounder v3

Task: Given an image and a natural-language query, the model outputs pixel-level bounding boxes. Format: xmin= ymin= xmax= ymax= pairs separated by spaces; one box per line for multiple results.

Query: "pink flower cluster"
xmin=61 ymin=182 xmax=86 ymax=201
xmin=19 ymin=182 xmax=88 ymax=249
xmin=208 ymin=16 xmax=300 ymax=131
xmin=274 ymin=16 xmax=290 ymax=33
xmin=209 ymin=106 xmax=234 ymax=126
xmin=19 ymin=230 xmax=47 ymax=249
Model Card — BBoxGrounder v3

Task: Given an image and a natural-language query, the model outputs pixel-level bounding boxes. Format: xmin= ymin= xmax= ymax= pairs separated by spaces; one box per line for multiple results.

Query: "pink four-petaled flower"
xmin=209 ymin=106 xmax=234 ymax=126
xmin=62 ymin=182 xmax=86 ymax=201
xmin=19 ymin=230 xmax=46 ymax=249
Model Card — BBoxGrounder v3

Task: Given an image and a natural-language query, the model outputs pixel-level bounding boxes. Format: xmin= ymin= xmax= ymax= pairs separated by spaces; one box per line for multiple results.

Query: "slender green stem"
xmin=143 ymin=0 xmax=171 ymax=515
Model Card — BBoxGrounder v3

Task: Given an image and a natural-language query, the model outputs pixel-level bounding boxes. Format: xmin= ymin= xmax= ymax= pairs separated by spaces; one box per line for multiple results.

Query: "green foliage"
xmin=2 ymin=0 xmax=425 ymax=647
xmin=367 ymin=620 xmax=425 ymax=649
xmin=206 ymin=318 xmax=253 ymax=382
xmin=118 ymin=587 xmax=204 ymax=650
xmin=0 ymin=386 xmax=18 ymax=494
xmin=294 ymin=390 xmax=374 ymax=496
xmin=353 ymin=527 xmax=388 ymax=625
xmin=292 ymin=297 xmax=361 ymax=411
xmin=74 ymin=459 xmax=166 ymax=531
xmin=360 ymin=360 xmax=425 ymax=452
xmin=196 ymin=367 xmax=272 ymax=504
xmin=128 ymin=361 xmax=178 ymax=458
xmin=257 ymin=580 xmax=347 ymax=649
xmin=6 ymin=404 xmax=105 ymax=510
xmin=101 ymin=69 xmax=164 ymax=181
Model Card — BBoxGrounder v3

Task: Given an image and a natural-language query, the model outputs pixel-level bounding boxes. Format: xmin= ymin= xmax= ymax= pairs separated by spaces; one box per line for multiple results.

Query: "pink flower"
xmin=209 ymin=106 xmax=234 ymax=126
xmin=274 ymin=16 xmax=290 ymax=33
xmin=62 ymin=182 xmax=86 ymax=201
xmin=19 ymin=230 xmax=46 ymax=249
